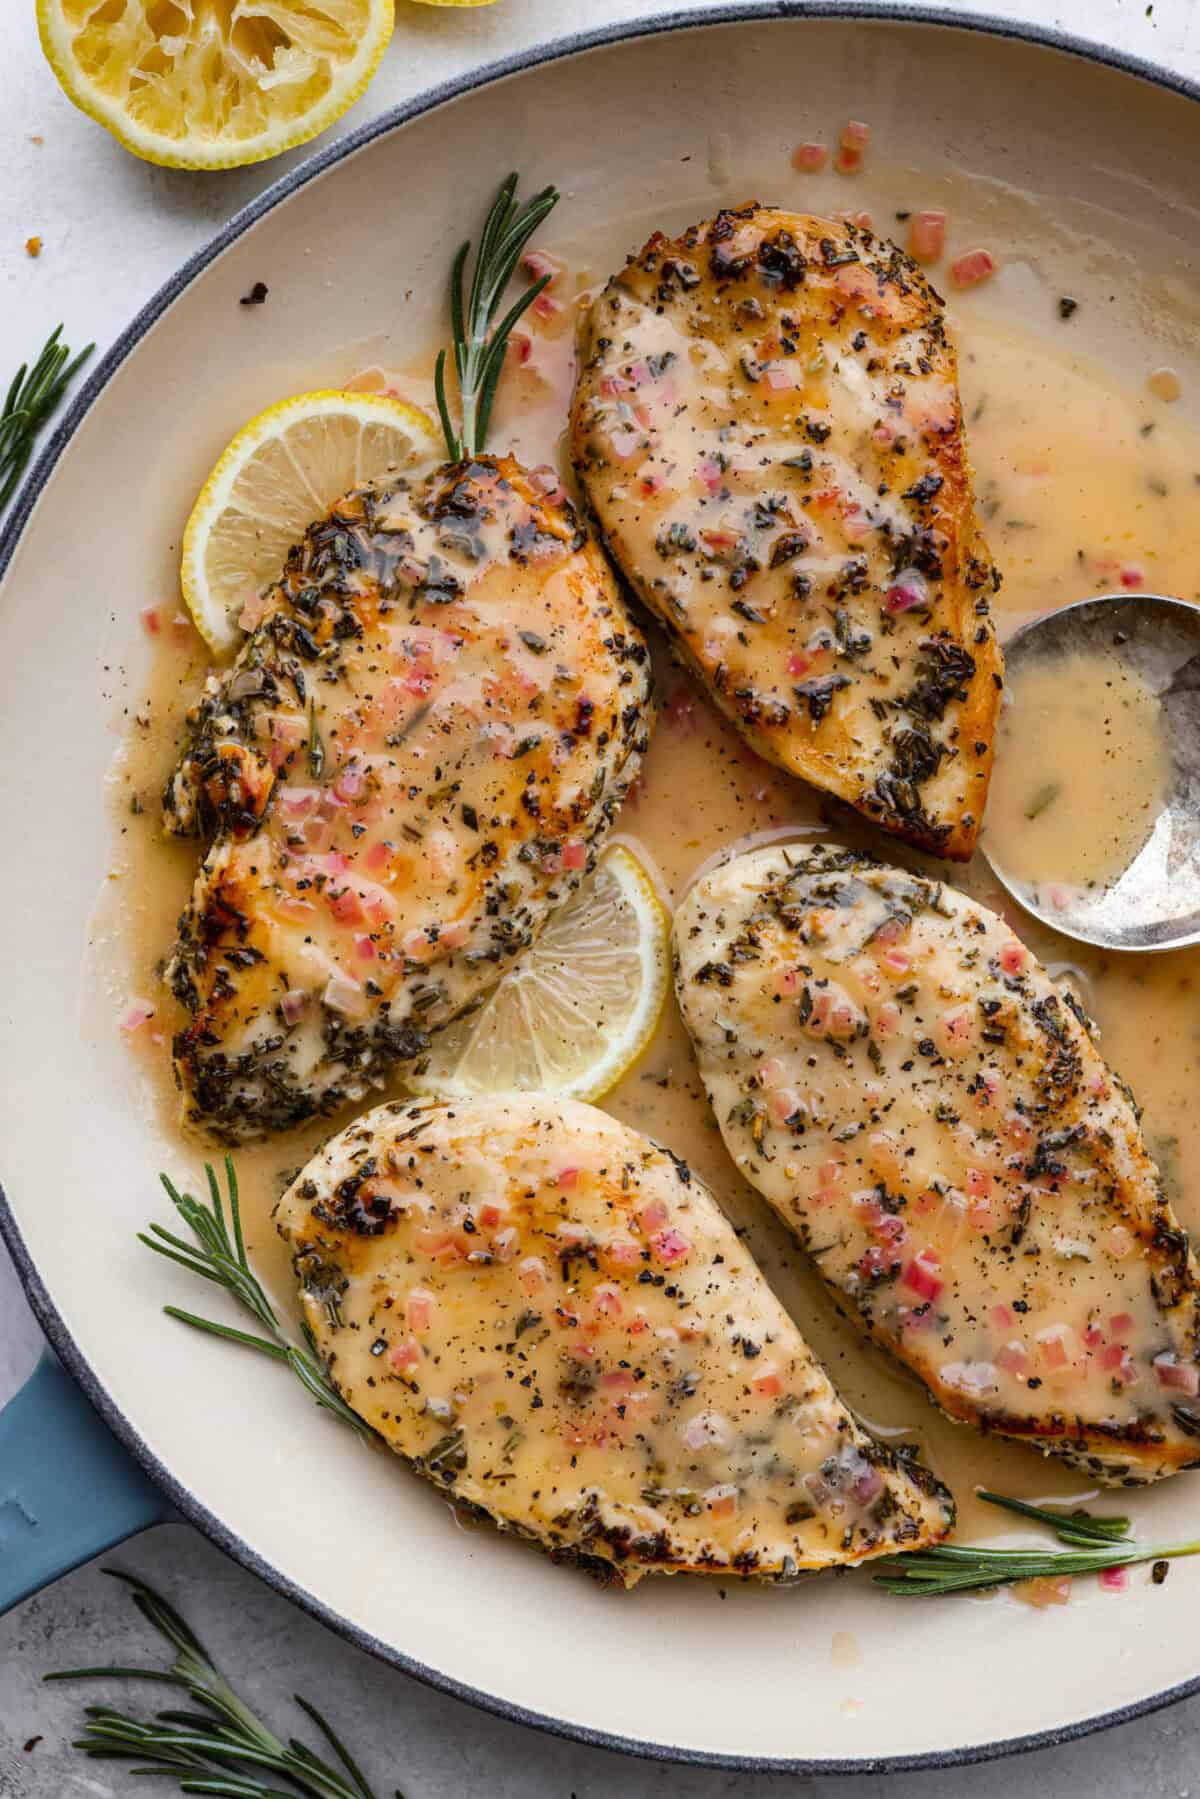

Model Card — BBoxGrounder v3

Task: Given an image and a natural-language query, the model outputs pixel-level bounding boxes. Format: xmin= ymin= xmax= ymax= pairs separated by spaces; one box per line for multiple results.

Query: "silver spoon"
xmin=981 ymin=592 xmax=1200 ymax=953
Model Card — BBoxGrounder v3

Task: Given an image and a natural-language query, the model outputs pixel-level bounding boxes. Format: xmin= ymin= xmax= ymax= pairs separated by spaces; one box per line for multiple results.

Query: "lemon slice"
xmin=410 ymin=846 xmax=670 ymax=1104
xmin=180 ymin=390 xmax=440 ymax=654
xmin=37 ymin=0 xmax=394 ymax=171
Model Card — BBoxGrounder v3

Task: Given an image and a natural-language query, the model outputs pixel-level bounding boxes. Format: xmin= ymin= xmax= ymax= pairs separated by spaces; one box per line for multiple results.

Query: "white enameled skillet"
xmin=3 ymin=6 xmax=1200 ymax=1770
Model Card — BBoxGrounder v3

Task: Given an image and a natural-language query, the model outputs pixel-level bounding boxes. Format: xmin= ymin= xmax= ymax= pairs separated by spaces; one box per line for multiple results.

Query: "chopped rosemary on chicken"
xmin=48 ymin=1569 xmax=402 ymax=1798
xmin=141 ymin=1158 xmax=372 ymax=1440
xmin=0 ymin=325 xmax=93 ymax=510
xmin=434 ymin=171 xmax=559 ymax=460
xmin=873 ymin=1489 xmax=1200 ymax=1596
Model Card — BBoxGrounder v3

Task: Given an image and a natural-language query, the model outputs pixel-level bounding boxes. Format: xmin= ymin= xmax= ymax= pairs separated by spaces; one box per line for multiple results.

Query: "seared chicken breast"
xmin=675 ymin=844 xmax=1200 ymax=1483
xmin=165 ymin=456 xmax=651 ymax=1141
xmin=572 ymin=206 xmax=1002 ymax=860
xmin=275 ymin=1095 xmax=953 ymax=1585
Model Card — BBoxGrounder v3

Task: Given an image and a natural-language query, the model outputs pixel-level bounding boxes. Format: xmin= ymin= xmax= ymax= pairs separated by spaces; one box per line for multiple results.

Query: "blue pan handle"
xmin=0 ymin=1349 xmax=174 ymax=1615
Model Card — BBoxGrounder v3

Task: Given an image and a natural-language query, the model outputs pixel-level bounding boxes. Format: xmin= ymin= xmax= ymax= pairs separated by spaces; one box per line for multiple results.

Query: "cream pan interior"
xmin=4 ymin=10 xmax=1200 ymax=1769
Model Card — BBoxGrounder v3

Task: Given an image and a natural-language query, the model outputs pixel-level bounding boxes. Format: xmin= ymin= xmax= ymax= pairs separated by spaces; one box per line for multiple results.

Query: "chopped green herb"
xmin=307 ymin=701 xmax=325 ymax=778
xmin=1025 ymin=780 xmax=1060 ymax=820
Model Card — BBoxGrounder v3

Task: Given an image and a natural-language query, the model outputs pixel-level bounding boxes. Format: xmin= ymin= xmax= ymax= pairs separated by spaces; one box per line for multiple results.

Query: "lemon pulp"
xmin=408 ymin=847 xmax=670 ymax=1104
xmin=38 ymin=0 xmax=395 ymax=170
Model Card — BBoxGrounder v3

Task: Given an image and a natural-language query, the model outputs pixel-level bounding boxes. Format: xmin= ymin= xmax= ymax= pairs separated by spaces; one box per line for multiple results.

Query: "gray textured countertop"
xmin=4 ymin=0 xmax=1200 ymax=1791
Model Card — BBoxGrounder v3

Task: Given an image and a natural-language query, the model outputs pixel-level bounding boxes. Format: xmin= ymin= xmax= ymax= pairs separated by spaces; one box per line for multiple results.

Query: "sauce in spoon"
xmin=983 ymin=592 xmax=1200 ymax=951
xmin=985 ymin=645 xmax=1172 ymax=905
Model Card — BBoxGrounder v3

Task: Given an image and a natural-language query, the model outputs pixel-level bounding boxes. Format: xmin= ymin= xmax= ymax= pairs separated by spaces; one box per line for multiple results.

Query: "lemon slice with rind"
xmin=180 ymin=390 xmax=440 ymax=655
xmin=409 ymin=846 xmax=670 ymax=1104
xmin=37 ymin=0 xmax=395 ymax=171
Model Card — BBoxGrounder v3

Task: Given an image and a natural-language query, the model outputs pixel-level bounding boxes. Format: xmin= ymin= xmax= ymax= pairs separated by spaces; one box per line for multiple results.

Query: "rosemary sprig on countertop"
xmin=48 ymin=1569 xmax=402 ymax=1798
xmin=433 ymin=171 xmax=559 ymax=460
xmin=873 ymin=1488 xmax=1200 ymax=1597
xmin=0 ymin=325 xmax=93 ymax=510
xmin=141 ymin=1158 xmax=372 ymax=1440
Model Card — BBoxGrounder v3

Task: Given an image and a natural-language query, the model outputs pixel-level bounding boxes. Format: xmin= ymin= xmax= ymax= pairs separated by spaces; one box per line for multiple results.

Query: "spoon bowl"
xmin=982 ymin=592 xmax=1200 ymax=952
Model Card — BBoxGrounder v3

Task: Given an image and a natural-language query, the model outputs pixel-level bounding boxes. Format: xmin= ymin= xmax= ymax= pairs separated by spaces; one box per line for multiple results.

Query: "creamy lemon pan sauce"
xmin=95 ymin=255 xmax=1200 ymax=1542
xmin=985 ymin=650 xmax=1172 ymax=897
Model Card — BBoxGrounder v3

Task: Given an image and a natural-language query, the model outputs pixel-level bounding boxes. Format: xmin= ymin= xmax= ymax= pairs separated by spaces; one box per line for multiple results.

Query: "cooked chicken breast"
xmin=165 ymin=456 xmax=651 ymax=1141
xmin=275 ymin=1094 xmax=953 ymax=1585
xmin=675 ymin=843 xmax=1200 ymax=1483
xmin=572 ymin=206 xmax=1002 ymax=860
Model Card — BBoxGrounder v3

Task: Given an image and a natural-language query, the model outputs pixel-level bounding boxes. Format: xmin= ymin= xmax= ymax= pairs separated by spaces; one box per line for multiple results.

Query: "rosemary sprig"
xmin=0 ymin=325 xmax=93 ymax=510
xmin=975 ymin=1489 xmax=1132 ymax=1544
xmin=433 ymin=171 xmax=559 ymax=460
xmin=873 ymin=1488 xmax=1200 ymax=1597
xmin=48 ymin=1569 xmax=402 ymax=1797
xmin=141 ymin=1159 xmax=371 ymax=1440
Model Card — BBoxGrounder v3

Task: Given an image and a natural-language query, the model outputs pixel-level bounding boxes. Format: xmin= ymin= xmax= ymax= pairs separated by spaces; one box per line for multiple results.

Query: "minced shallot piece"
xmin=950 ymin=249 xmax=997 ymax=289
xmin=908 ymin=209 xmax=946 ymax=263
xmin=521 ymin=248 xmax=563 ymax=285
xmin=119 ymin=997 xmax=155 ymax=1033
xmin=792 ymin=141 xmax=827 ymax=172
xmin=279 ymin=988 xmax=309 ymax=1025
xmin=885 ymin=569 xmax=929 ymax=613
xmin=834 ymin=120 xmax=870 ymax=174
xmin=1154 ymin=1353 xmax=1200 ymax=1395
xmin=322 ymin=969 xmax=365 ymax=1017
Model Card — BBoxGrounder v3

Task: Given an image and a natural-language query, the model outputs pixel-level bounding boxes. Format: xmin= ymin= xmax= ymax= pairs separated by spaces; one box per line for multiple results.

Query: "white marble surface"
xmin=4 ymin=0 xmax=1200 ymax=1792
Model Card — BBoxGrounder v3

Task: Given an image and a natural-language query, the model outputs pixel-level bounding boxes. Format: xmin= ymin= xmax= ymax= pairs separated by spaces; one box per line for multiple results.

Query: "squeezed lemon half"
xmin=38 ymin=0 xmax=396 ymax=170
xmin=408 ymin=846 xmax=671 ymax=1104
xmin=180 ymin=389 xmax=440 ymax=655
